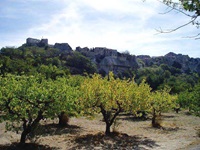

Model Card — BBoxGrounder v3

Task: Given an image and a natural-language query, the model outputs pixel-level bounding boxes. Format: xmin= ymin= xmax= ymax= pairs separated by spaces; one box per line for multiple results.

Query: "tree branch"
xmin=154 ymin=0 xmax=200 ymax=38
xmin=159 ymin=7 xmax=175 ymax=15
xmin=110 ymin=101 xmax=122 ymax=126
xmin=157 ymin=0 xmax=195 ymax=18
xmin=183 ymin=33 xmax=200 ymax=39
xmin=156 ymin=16 xmax=198 ymax=33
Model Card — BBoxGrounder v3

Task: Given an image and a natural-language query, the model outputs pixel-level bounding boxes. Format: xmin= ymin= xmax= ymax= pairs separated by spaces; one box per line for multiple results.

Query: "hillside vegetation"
xmin=0 ymin=43 xmax=199 ymax=149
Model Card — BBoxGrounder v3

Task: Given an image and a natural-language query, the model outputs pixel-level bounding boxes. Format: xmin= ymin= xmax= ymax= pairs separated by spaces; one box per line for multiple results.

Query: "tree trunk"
xmin=152 ymin=116 xmax=156 ymax=127
xmin=19 ymin=111 xmax=43 ymax=144
xmin=152 ymin=108 xmax=162 ymax=128
xmin=58 ymin=112 xmax=69 ymax=127
xmin=100 ymin=105 xmax=121 ymax=135
xmin=20 ymin=130 xmax=29 ymax=144
xmin=152 ymin=108 xmax=157 ymax=127
xmin=105 ymin=122 xmax=111 ymax=135
xmin=174 ymin=107 xmax=180 ymax=113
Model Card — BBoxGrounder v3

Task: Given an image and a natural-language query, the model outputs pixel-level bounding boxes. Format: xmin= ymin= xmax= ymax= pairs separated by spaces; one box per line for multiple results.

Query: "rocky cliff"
xmin=76 ymin=46 xmax=138 ymax=75
xmin=137 ymin=52 xmax=200 ymax=74
xmin=76 ymin=46 xmax=200 ymax=75
xmin=26 ymin=38 xmax=48 ymax=47
xmin=25 ymin=38 xmax=200 ymax=75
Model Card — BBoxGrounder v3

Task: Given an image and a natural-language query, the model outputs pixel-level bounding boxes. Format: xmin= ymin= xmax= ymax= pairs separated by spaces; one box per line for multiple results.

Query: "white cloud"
xmin=0 ymin=0 xmax=199 ymax=58
xmin=27 ymin=0 xmax=160 ymax=44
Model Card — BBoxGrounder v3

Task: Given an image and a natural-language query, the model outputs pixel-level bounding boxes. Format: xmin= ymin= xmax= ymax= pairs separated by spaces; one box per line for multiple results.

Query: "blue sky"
xmin=0 ymin=0 xmax=199 ymax=58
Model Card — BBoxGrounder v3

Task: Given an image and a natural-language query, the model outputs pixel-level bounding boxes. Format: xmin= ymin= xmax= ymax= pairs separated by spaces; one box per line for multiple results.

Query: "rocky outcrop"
xmin=26 ymin=38 xmax=72 ymax=52
xmin=25 ymin=38 xmax=200 ymax=75
xmin=54 ymin=43 xmax=72 ymax=52
xmin=137 ymin=52 xmax=200 ymax=74
xmin=26 ymin=38 xmax=48 ymax=47
xmin=76 ymin=46 xmax=138 ymax=74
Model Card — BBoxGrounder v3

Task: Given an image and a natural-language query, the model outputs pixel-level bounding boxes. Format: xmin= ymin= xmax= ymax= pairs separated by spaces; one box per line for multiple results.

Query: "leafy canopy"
xmin=0 ymin=74 xmax=80 ymax=143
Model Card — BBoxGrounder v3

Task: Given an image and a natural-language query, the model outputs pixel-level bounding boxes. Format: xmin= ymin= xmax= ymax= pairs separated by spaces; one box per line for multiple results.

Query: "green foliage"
xmin=182 ymin=0 xmax=200 ymax=13
xmin=178 ymin=90 xmax=191 ymax=108
xmin=0 ymin=74 xmax=80 ymax=143
xmin=135 ymin=64 xmax=198 ymax=93
xmin=161 ymin=74 xmax=196 ymax=94
xmin=190 ymin=82 xmax=200 ymax=116
xmin=179 ymin=82 xmax=200 ymax=116
xmin=163 ymin=0 xmax=200 ymax=14
xmin=128 ymin=79 xmax=152 ymax=114
xmin=37 ymin=64 xmax=68 ymax=79
xmin=135 ymin=66 xmax=165 ymax=90
xmin=80 ymin=72 xmax=130 ymax=134
xmin=0 ymin=47 xmax=97 ymax=77
xmin=66 ymin=51 xmax=97 ymax=75
xmin=79 ymin=72 xmax=151 ymax=134
xmin=150 ymin=87 xmax=177 ymax=114
xmin=149 ymin=87 xmax=178 ymax=127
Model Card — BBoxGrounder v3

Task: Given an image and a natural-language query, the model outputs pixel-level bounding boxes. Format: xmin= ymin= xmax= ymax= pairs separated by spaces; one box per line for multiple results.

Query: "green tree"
xmin=37 ymin=64 xmax=68 ymax=79
xmin=0 ymin=75 xmax=79 ymax=144
xmin=66 ymin=52 xmax=97 ymax=75
xmin=179 ymin=81 xmax=200 ymax=116
xmin=178 ymin=90 xmax=192 ymax=109
xmin=79 ymin=72 xmax=151 ymax=135
xmin=149 ymin=87 xmax=177 ymax=127
xmin=58 ymin=75 xmax=84 ymax=126
xmin=136 ymin=67 xmax=165 ymax=91
xmin=190 ymin=82 xmax=200 ymax=116
xmin=161 ymin=74 xmax=197 ymax=94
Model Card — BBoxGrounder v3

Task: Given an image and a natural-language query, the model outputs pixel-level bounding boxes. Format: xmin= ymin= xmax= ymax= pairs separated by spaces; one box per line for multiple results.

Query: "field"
xmin=0 ymin=111 xmax=200 ymax=150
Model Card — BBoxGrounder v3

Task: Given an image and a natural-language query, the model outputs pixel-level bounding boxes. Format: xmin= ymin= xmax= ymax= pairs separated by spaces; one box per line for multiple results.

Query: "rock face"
xmin=76 ymin=46 xmax=200 ymax=75
xmin=137 ymin=52 xmax=200 ymax=74
xmin=54 ymin=43 xmax=72 ymax=52
xmin=25 ymin=38 xmax=200 ymax=75
xmin=76 ymin=47 xmax=138 ymax=74
xmin=26 ymin=38 xmax=48 ymax=47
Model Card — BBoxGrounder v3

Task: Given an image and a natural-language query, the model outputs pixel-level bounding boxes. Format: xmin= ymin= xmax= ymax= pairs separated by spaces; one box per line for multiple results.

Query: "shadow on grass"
xmin=0 ymin=143 xmax=59 ymax=150
xmin=70 ymin=132 xmax=159 ymax=150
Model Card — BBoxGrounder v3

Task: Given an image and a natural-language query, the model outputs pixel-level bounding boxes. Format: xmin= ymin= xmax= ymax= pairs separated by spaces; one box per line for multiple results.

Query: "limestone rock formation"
xmin=137 ymin=52 xmax=200 ymax=74
xmin=76 ymin=47 xmax=138 ymax=74
xmin=24 ymin=38 xmax=200 ymax=75
xmin=26 ymin=38 xmax=48 ymax=47
xmin=54 ymin=43 xmax=72 ymax=52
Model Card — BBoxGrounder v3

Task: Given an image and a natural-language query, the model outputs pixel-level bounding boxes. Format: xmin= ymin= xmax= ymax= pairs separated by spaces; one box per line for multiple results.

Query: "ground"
xmin=0 ymin=111 xmax=199 ymax=150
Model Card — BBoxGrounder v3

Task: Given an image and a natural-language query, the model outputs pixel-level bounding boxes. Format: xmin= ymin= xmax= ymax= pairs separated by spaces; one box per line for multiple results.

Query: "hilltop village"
xmin=25 ymin=37 xmax=200 ymax=75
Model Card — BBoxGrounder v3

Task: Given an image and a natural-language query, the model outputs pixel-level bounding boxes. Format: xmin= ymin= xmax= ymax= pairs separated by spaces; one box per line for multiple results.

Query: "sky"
xmin=0 ymin=0 xmax=199 ymax=58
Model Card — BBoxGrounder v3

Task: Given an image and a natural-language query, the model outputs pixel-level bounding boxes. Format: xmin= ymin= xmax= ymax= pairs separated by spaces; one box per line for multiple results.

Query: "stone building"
xmin=26 ymin=38 xmax=48 ymax=47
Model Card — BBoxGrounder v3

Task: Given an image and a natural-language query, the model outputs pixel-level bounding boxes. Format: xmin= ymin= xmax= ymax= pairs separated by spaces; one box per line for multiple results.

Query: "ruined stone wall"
xmin=26 ymin=38 xmax=48 ymax=47
xmin=54 ymin=43 xmax=72 ymax=52
xmin=26 ymin=38 xmax=40 ymax=46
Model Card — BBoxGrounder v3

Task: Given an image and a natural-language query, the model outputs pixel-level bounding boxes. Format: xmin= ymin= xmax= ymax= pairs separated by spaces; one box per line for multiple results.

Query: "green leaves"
xmin=79 ymin=72 xmax=152 ymax=116
xmin=182 ymin=0 xmax=200 ymax=12
xmin=163 ymin=0 xmax=200 ymax=13
xmin=0 ymin=74 xmax=84 ymax=143
xmin=179 ymin=81 xmax=200 ymax=116
xmin=150 ymin=86 xmax=177 ymax=114
xmin=0 ymin=74 xmax=80 ymax=134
